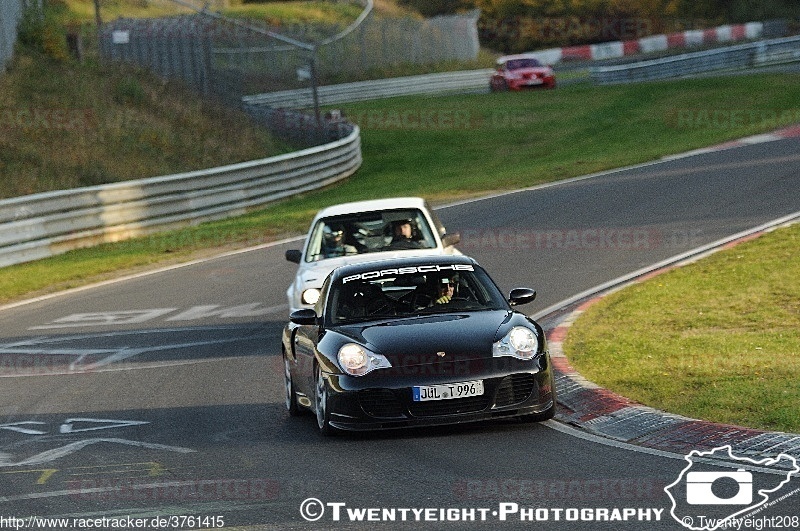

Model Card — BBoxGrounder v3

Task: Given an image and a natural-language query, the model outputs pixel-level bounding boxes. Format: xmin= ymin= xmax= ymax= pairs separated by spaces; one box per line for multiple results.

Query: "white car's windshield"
xmin=305 ymin=209 xmax=437 ymax=262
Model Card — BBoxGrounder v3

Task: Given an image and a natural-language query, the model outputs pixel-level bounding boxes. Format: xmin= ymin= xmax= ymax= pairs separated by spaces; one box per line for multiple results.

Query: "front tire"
xmin=490 ymin=78 xmax=508 ymax=92
xmin=314 ymin=364 xmax=337 ymax=435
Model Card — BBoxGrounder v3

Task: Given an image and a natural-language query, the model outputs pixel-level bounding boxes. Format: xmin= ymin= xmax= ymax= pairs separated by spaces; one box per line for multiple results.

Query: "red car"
xmin=490 ymin=55 xmax=556 ymax=91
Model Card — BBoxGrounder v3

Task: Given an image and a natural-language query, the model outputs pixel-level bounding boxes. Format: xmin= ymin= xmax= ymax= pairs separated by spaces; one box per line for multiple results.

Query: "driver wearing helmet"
xmin=388 ymin=218 xmax=423 ymax=250
xmin=434 ymin=276 xmax=456 ymax=305
xmin=321 ymin=223 xmax=357 ymax=258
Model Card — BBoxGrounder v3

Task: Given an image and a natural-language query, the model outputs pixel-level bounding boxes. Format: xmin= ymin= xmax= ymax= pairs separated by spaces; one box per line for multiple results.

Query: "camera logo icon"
xmin=685 ymin=469 xmax=752 ymax=505
xmin=666 ymin=445 xmax=799 ymax=530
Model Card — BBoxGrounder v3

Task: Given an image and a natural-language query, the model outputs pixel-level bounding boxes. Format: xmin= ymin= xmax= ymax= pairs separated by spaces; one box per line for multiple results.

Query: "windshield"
xmin=505 ymin=58 xmax=542 ymax=69
xmin=305 ymin=208 xmax=437 ymax=262
xmin=327 ymin=264 xmax=509 ymax=324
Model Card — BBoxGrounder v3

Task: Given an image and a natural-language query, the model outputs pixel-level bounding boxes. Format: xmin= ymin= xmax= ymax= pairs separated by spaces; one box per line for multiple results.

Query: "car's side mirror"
xmin=285 ymin=249 xmax=302 ymax=264
xmin=442 ymin=232 xmax=460 ymax=247
xmin=290 ymin=308 xmax=318 ymax=325
xmin=509 ymin=288 xmax=536 ymax=306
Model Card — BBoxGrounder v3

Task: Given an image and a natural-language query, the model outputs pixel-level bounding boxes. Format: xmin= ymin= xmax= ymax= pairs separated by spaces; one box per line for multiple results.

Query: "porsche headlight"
xmin=302 ymin=288 xmax=321 ymax=305
xmin=337 ymin=343 xmax=392 ymax=376
xmin=492 ymin=326 xmax=539 ymax=360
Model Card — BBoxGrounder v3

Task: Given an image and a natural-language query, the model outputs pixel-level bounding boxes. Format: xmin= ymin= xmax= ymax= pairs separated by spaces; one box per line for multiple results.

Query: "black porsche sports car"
xmin=281 ymin=255 xmax=557 ymax=434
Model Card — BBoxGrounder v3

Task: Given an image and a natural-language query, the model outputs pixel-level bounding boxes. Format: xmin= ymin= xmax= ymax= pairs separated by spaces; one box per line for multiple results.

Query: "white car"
xmin=285 ymin=197 xmax=461 ymax=313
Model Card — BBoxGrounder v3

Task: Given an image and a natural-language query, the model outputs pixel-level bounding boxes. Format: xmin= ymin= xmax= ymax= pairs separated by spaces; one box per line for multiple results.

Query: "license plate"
xmin=412 ymin=380 xmax=484 ymax=402
xmin=525 ymin=78 xmax=543 ymax=85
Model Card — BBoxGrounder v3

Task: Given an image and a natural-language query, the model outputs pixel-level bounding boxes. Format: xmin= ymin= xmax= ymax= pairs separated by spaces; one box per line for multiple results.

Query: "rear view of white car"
xmin=285 ymin=197 xmax=461 ymax=312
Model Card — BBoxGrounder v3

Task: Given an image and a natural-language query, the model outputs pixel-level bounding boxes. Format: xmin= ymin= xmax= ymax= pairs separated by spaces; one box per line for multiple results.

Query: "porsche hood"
xmin=346 ymin=310 xmax=515 ymax=364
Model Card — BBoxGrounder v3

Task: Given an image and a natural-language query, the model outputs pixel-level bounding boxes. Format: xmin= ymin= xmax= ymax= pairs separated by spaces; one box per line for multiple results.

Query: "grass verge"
xmin=1 ymin=73 xmax=798 ymax=305
xmin=59 ymin=1 xmax=377 ymax=26
xmin=563 ymin=223 xmax=800 ymax=433
xmin=0 ymin=47 xmax=289 ymax=198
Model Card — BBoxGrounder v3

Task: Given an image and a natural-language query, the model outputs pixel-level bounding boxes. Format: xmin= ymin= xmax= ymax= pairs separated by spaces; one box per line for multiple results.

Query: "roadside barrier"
xmin=590 ymin=35 xmax=800 ymax=84
xmin=0 ymin=126 xmax=361 ymax=268
xmin=537 ymin=21 xmax=769 ymax=63
xmin=243 ymin=69 xmax=494 ymax=109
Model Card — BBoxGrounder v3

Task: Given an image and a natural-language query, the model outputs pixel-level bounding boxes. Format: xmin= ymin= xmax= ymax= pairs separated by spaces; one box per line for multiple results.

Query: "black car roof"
xmin=328 ymin=255 xmax=480 ymax=283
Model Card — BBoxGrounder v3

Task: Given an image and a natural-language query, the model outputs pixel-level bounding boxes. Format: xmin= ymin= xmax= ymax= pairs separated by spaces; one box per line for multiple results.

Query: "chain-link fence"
xmin=99 ymin=6 xmax=478 ymax=145
xmin=0 ymin=0 xmax=29 ymax=72
xmin=98 ymin=7 xmax=480 ymax=106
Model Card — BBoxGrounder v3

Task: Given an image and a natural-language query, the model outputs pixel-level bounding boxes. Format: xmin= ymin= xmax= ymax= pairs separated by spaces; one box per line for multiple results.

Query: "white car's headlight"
xmin=302 ymin=288 xmax=321 ymax=305
xmin=338 ymin=343 xmax=392 ymax=376
xmin=492 ymin=326 xmax=539 ymax=360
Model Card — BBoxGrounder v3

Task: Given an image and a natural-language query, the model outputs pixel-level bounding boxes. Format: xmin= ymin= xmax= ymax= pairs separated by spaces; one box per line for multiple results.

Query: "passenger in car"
xmin=322 ymin=223 xmax=358 ymax=258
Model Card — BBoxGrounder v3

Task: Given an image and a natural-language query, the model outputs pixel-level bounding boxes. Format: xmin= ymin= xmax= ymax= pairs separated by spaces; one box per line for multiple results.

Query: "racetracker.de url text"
xmin=0 ymin=515 xmax=225 ymax=529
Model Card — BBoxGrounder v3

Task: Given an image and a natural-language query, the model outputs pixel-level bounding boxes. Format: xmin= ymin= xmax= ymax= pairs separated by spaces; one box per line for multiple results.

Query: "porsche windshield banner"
xmin=342 ymin=264 xmax=474 ymax=284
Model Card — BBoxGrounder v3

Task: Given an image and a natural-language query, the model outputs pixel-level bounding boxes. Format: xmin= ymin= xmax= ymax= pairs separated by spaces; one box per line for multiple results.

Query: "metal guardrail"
xmin=590 ymin=35 xmax=800 ymax=84
xmin=243 ymin=69 xmax=494 ymax=109
xmin=0 ymin=127 xmax=361 ymax=268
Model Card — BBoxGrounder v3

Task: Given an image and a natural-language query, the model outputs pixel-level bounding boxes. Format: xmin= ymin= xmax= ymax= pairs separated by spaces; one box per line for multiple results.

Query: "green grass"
xmin=222 ymin=1 xmax=366 ymax=25
xmin=564 ymin=223 xmax=800 ymax=433
xmin=343 ymin=74 xmax=800 ymax=198
xmin=1 ymin=73 xmax=798 ymax=305
xmin=58 ymin=0 xmax=195 ymax=24
xmin=58 ymin=1 xmax=373 ymax=26
xmin=0 ymin=48 xmax=289 ymax=198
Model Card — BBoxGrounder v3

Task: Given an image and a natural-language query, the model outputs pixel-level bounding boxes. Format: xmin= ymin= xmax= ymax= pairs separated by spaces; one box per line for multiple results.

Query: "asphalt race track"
xmin=0 ymin=136 xmax=799 ymax=530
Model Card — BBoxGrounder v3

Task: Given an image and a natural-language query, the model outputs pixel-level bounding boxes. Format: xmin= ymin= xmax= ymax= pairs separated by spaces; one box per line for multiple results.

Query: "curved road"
xmin=0 ymin=136 xmax=798 ymax=529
